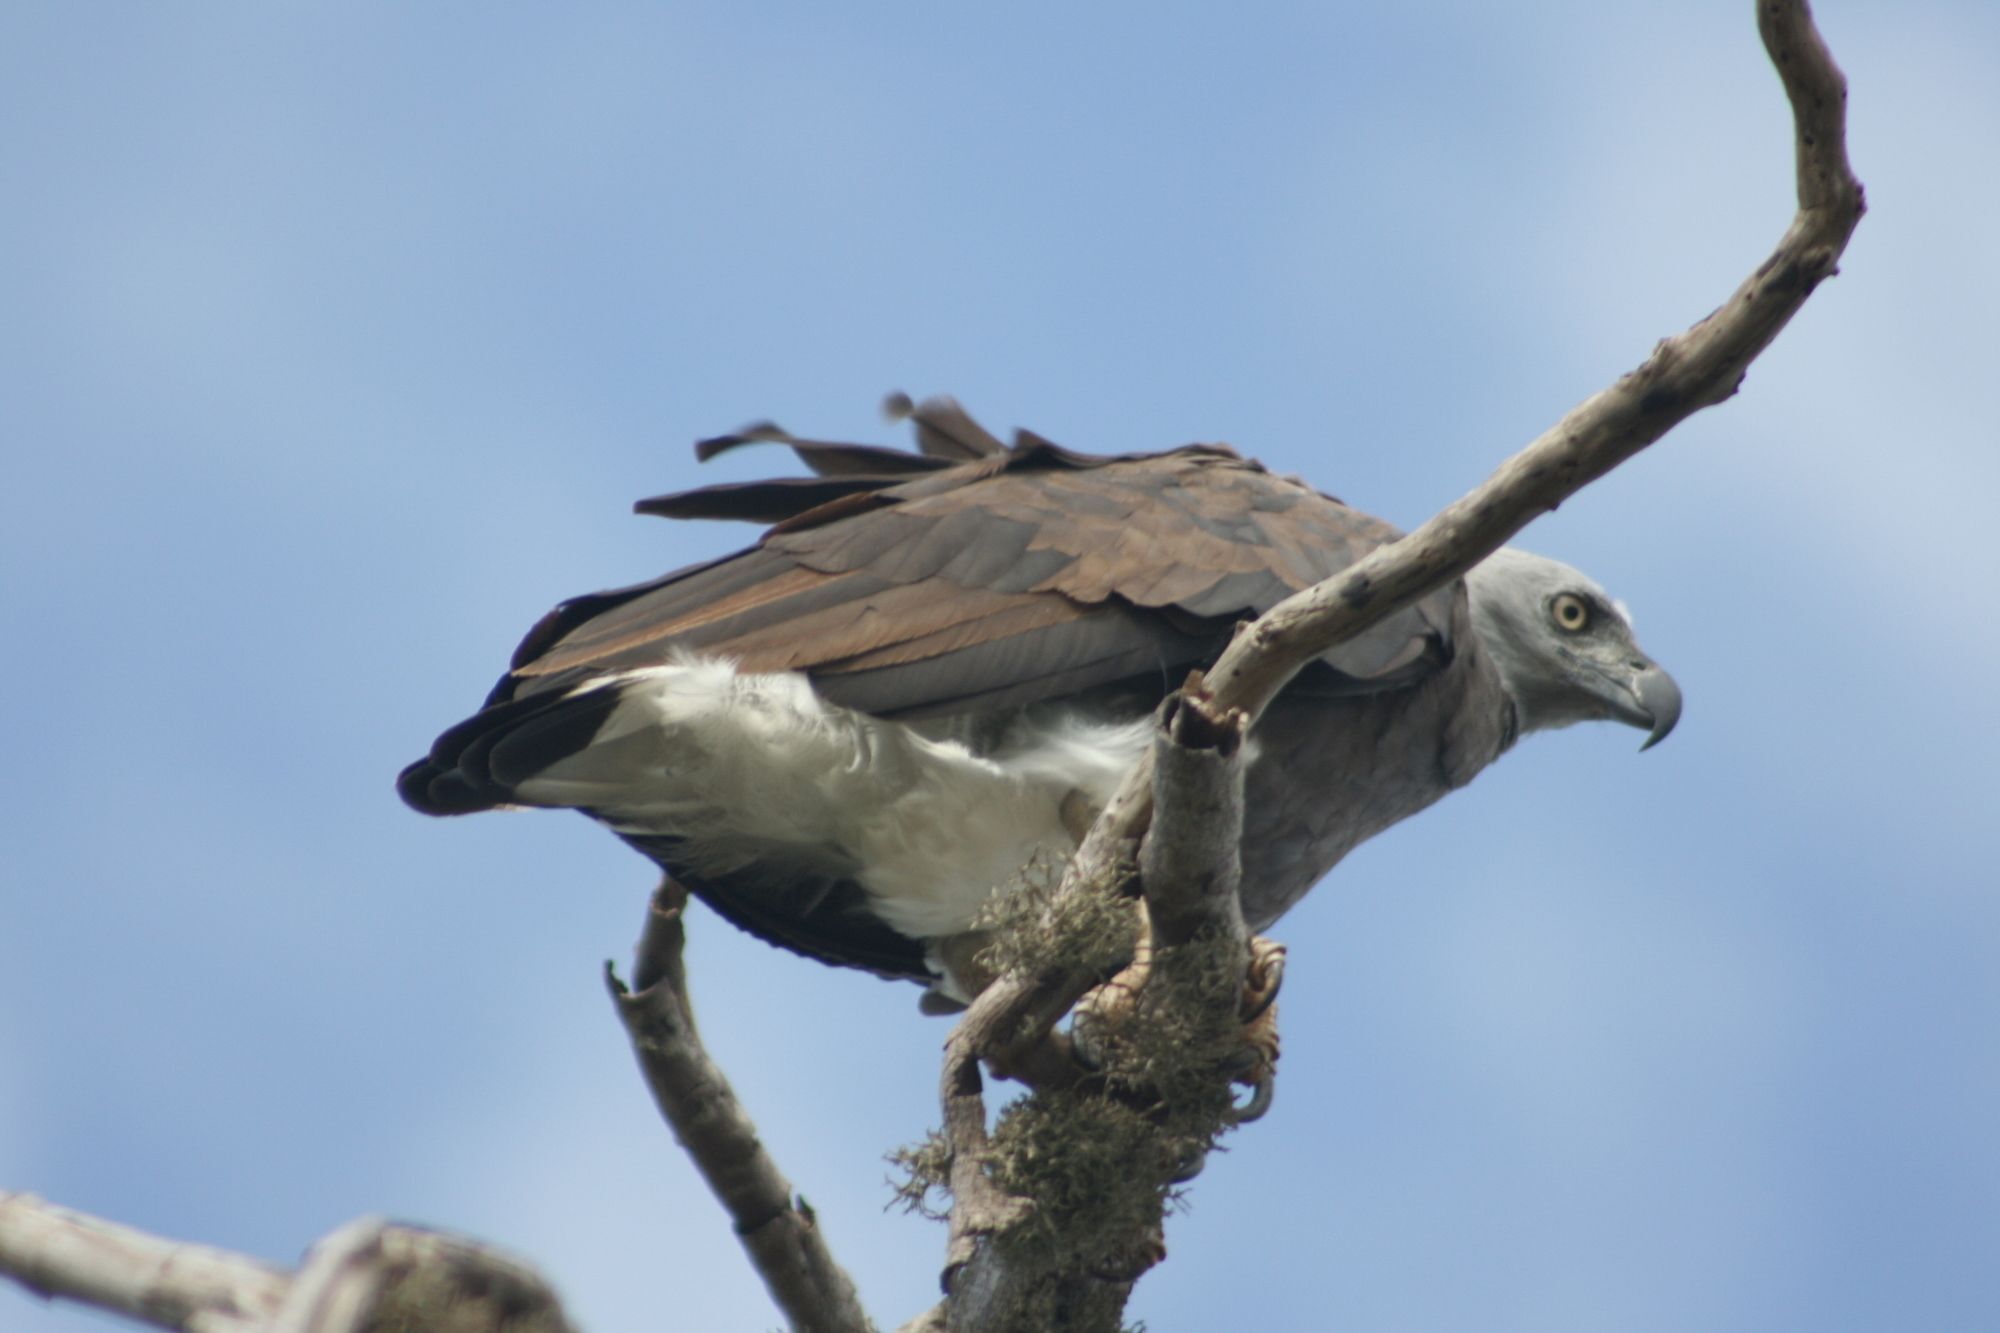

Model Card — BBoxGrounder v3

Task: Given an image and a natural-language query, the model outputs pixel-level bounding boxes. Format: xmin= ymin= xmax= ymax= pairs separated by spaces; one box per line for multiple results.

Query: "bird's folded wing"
xmin=499 ymin=414 xmax=1457 ymax=719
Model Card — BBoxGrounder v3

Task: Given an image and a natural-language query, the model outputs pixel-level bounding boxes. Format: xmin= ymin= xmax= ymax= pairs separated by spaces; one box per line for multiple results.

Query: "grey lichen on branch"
xmin=272 ymin=1217 xmax=576 ymax=1333
xmin=925 ymin=681 xmax=1261 ymax=1331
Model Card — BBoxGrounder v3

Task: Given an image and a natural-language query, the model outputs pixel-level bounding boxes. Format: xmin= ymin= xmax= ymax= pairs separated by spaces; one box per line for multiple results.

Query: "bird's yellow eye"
xmin=1552 ymin=593 xmax=1591 ymax=632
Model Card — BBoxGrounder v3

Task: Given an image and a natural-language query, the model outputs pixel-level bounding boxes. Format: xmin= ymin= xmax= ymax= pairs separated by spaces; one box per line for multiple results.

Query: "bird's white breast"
xmin=513 ymin=658 xmax=1152 ymax=938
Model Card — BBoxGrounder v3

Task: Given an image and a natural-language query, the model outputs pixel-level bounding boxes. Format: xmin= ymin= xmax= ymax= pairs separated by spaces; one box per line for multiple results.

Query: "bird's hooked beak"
xmin=1633 ymin=665 xmax=1683 ymax=751
xmin=1575 ymin=652 xmax=1682 ymax=751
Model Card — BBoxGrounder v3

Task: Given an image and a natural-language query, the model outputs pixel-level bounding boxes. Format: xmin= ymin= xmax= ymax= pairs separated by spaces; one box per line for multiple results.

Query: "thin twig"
xmin=609 ymin=879 xmax=874 ymax=1333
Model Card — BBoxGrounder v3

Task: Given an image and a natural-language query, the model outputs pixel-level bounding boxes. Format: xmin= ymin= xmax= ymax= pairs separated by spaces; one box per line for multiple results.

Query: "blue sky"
xmin=4 ymin=2 xmax=1996 ymax=1330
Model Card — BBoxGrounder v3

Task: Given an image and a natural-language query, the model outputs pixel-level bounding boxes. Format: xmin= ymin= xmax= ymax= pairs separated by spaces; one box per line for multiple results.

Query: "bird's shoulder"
xmin=498 ymin=400 xmax=1454 ymax=717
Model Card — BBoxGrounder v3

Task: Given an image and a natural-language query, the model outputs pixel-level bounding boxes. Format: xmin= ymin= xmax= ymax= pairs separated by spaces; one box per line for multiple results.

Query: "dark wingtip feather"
xmin=635 ymin=476 xmax=889 ymax=524
xmin=397 ymin=756 xmax=492 ymax=816
xmin=398 ymin=683 xmax=625 ymax=817
xmin=695 ymin=421 xmax=790 ymax=462
xmin=692 ymin=410 xmax=954 ymax=480
xmin=904 ymin=394 xmax=1007 ymax=461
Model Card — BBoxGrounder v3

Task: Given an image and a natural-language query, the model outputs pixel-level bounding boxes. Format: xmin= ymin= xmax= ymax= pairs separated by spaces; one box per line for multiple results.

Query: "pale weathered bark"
xmin=1139 ymin=686 xmax=1249 ymax=951
xmin=0 ymin=1195 xmax=573 ymax=1333
xmin=0 ymin=1192 xmax=287 ymax=1332
xmin=937 ymin=686 xmax=1257 ymax=1329
xmin=608 ymin=879 xmax=875 ymax=1333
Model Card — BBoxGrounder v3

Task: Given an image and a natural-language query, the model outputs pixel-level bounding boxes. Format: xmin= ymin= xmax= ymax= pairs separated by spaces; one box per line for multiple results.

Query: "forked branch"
xmin=935 ymin=2 xmax=1862 ymax=1327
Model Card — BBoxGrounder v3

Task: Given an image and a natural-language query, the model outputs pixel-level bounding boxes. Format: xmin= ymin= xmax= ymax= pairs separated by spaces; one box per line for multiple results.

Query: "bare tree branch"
xmin=1206 ymin=2 xmax=1861 ymax=721
xmin=269 ymin=1218 xmax=575 ymax=1333
xmin=932 ymin=1 xmax=1863 ymax=1325
xmin=936 ymin=687 xmax=1259 ymax=1331
xmin=608 ymin=879 xmax=875 ymax=1333
xmin=0 ymin=1195 xmax=574 ymax=1333
xmin=1140 ymin=685 xmax=1248 ymax=951
xmin=0 ymin=1192 xmax=287 ymax=1332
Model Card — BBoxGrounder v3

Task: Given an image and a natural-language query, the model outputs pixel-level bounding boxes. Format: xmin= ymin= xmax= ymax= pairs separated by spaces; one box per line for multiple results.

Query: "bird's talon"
xmin=1227 ymin=1071 xmax=1276 ymax=1124
xmin=1239 ymin=936 xmax=1286 ymax=1021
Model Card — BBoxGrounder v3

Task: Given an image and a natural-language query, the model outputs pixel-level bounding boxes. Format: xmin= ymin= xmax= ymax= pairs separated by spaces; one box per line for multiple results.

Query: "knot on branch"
xmin=281 ymin=1219 xmax=576 ymax=1333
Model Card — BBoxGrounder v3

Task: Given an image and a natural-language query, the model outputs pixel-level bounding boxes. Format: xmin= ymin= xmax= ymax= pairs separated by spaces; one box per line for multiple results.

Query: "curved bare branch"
xmin=935 ymin=2 xmax=1862 ymax=1325
xmin=609 ymin=879 xmax=874 ymax=1333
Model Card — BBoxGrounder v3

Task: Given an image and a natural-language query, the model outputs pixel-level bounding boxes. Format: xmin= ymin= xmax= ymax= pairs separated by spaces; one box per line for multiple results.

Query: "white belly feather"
xmin=512 ymin=658 xmax=1152 ymax=938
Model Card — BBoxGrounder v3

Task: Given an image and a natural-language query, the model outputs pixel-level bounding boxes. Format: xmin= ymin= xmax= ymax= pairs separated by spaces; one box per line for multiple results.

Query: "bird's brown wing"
xmin=496 ymin=416 xmax=1454 ymax=719
xmin=404 ymin=403 xmax=1462 ymax=981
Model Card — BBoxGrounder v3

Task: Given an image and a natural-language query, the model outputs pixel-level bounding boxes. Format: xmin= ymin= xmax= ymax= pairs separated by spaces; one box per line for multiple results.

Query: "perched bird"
xmin=399 ymin=397 xmax=1680 ymax=992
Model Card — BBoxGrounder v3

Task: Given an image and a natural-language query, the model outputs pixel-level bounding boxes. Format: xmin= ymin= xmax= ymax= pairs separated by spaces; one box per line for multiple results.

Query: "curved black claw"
xmin=1227 ymin=1070 xmax=1277 ymax=1124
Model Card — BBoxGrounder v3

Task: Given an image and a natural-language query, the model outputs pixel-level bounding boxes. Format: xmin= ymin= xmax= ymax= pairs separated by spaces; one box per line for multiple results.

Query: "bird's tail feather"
xmin=396 ymin=682 xmax=623 ymax=816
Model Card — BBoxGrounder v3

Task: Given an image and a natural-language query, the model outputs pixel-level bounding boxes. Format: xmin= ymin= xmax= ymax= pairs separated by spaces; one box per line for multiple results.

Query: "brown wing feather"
xmin=703 ymin=580 xmax=1070 ymax=675
xmin=499 ymin=408 xmax=1454 ymax=721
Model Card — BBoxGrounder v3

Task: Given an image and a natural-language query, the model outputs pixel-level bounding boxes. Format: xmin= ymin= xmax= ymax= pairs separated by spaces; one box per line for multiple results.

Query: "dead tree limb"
xmin=0 ymin=1192 xmax=287 ymax=1332
xmin=933 ymin=1 xmax=1863 ymax=1327
xmin=1139 ymin=686 xmax=1249 ymax=951
xmin=0 ymin=1195 xmax=573 ymax=1333
xmin=936 ymin=687 xmax=1258 ymax=1330
xmin=608 ymin=878 xmax=874 ymax=1333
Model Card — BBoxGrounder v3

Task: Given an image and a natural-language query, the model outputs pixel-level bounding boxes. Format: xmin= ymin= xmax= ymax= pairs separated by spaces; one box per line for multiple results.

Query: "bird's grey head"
xmin=1464 ymin=548 xmax=1681 ymax=750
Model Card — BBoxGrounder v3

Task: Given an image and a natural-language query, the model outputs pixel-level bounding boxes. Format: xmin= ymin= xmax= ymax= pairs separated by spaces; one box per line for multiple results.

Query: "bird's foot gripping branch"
xmin=923 ymin=679 xmax=1299 ymax=1326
